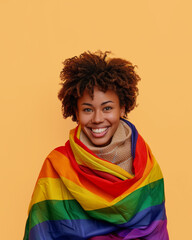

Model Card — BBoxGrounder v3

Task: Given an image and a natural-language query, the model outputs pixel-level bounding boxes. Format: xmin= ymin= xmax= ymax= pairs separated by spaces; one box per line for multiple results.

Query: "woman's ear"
xmin=120 ymin=106 xmax=125 ymax=118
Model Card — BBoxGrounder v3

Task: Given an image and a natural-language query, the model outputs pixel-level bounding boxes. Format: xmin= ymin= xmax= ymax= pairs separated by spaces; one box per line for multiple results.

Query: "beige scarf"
xmin=80 ymin=120 xmax=133 ymax=175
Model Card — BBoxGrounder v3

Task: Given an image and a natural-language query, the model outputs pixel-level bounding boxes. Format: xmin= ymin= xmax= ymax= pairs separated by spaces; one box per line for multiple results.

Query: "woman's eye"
xmin=104 ymin=106 xmax=112 ymax=111
xmin=83 ymin=108 xmax=92 ymax=112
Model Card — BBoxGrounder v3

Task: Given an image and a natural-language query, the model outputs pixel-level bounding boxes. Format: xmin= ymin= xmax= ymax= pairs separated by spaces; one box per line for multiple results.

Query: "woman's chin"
xmin=89 ymin=136 xmax=112 ymax=147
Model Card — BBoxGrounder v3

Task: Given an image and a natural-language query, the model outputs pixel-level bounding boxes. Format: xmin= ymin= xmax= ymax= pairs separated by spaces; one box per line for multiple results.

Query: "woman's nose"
xmin=92 ymin=110 xmax=104 ymax=123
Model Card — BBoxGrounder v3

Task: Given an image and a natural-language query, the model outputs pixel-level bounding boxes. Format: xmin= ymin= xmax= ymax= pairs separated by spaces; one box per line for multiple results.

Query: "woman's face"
xmin=76 ymin=87 xmax=125 ymax=147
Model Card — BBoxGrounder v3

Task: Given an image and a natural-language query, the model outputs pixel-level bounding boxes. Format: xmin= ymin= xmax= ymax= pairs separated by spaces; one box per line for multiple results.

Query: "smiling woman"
xmin=77 ymin=87 xmax=125 ymax=147
xmin=23 ymin=51 xmax=169 ymax=240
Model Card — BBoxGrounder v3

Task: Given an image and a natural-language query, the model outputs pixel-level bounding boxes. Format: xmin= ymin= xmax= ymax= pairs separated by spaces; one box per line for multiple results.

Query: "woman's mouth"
xmin=90 ymin=127 xmax=109 ymax=137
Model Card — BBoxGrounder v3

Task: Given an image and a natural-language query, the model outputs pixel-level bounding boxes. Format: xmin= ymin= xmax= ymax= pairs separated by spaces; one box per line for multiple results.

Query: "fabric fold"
xmin=23 ymin=120 xmax=169 ymax=240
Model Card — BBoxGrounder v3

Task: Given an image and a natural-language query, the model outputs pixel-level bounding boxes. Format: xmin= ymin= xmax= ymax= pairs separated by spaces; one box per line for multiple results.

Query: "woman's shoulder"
xmin=46 ymin=145 xmax=69 ymax=159
xmin=38 ymin=145 xmax=69 ymax=179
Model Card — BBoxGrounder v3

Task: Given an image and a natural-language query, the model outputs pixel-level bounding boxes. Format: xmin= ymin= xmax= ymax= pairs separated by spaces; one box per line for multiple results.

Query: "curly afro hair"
xmin=58 ymin=51 xmax=141 ymax=122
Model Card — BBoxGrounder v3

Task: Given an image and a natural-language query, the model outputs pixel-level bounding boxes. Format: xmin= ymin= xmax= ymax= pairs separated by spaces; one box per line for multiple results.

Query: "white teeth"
xmin=91 ymin=128 xmax=107 ymax=133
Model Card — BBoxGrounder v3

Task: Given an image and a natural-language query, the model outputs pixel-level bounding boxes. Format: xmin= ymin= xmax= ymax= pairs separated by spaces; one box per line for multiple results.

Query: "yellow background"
xmin=1 ymin=0 xmax=192 ymax=239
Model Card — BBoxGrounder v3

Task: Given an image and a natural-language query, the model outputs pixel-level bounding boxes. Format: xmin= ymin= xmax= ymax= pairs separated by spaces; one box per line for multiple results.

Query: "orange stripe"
xmin=48 ymin=150 xmax=116 ymax=201
xmin=38 ymin=156 xmax=60 ymax=179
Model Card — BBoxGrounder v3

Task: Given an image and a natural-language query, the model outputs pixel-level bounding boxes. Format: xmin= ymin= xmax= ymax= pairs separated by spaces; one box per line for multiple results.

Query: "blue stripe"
xmin=119 ymin=202 xmax=167 ymax=228
xmin=121 ymin=119 xmax=138 ymax=159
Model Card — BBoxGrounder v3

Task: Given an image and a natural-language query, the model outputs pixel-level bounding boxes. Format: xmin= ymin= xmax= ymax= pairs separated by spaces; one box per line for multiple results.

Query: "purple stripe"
xmin=119 ymin=220 xmax=169 ymax=240
xmin=89 ymin=220 xmax=168 ymax=240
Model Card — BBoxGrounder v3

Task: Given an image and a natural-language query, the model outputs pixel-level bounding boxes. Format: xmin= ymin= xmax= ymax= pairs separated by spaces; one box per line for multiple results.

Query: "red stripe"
xmin=79 ymin=165 xmax=122 ymax=183
xmin=64 ymin=133 xmax=148 ymax=197
xmin=37 ymin=127 xmax=148 ymax=198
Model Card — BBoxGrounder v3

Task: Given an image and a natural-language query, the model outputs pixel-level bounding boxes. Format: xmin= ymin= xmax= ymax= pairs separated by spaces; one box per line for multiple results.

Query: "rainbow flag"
xmin=23 ymin=120 xmax=169 ymax=239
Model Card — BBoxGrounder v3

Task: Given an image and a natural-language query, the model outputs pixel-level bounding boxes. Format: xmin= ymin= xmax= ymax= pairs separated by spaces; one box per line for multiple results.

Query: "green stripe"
xmin=23 ymin=219 xmax=29 ymax=240
xmin=88 ymin=178 xmax=165 ymax=224
xmin=27 ymin=199 xmax=90 ymax=232
xmin=25 ymin=179 xmax=164 ymax=233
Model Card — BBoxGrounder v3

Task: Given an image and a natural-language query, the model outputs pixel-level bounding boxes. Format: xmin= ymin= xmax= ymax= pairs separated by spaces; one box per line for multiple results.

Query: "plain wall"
xmin=1 ymin=0 xmax=192 ymax=239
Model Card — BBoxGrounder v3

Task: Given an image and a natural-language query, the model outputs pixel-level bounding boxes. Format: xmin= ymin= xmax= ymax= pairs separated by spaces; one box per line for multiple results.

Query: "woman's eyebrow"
xmin=101 ymin=101 xmax=113 ymax=105
xmin=81 ymin=101 xmax=113 ymax=106
xmin=81 ymin=103 xmax=92 ymax=106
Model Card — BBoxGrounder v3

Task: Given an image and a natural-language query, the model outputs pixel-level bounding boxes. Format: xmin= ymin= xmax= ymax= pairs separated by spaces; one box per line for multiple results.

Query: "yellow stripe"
xmin=28 ymin=156 xmax=162 ymax=212
xmin=63 ymin=160 xmax=162 ymax=211
xmin=28 ymin=138 xmax=163 ymax=212
xmin=28 ymin=177 xmax=74 ymax=213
